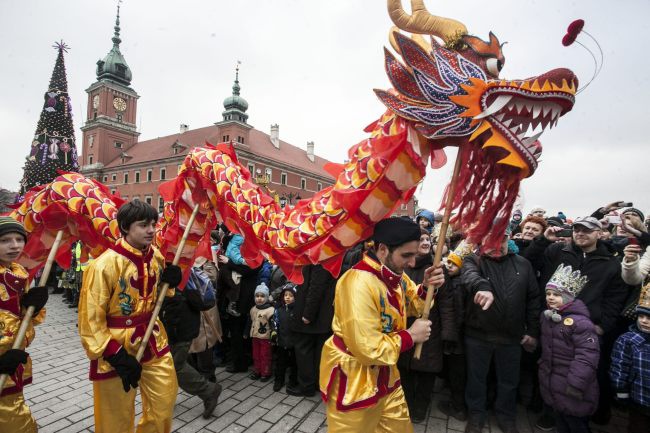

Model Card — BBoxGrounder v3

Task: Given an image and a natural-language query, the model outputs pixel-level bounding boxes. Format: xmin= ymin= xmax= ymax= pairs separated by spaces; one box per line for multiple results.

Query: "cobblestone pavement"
xmin=22 ymin=293 xmax=628 ymax=432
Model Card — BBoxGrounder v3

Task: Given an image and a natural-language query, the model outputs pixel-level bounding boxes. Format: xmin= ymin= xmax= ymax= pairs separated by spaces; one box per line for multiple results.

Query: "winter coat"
xmin=524 ymin=239 xmax=629 ymax=334
xmin=272 ymin=302 xmax=295 ymax=349
xmin=610 ymin=325 xmax=650 ymax=409
xmin=246 ymin=303 xmax=275 ymax=339
xmin=189 ymin=305 xmax=222 ymax=353
xmin=290 ymin=264 xmax=336 ymax=335
xmin=443 ymin=273 xmax=466 ymax=355
xmin=257 ymin=260 xmax=272 ymax=287
xmin=462 ymin=253 xmax=541 ymax=345
xmin=538 ymin=299 xmax=600 ymax=417
xmin=399 ymin=253 xmax=455 ymax=373
xmin=225 ymin=260 xmax=263 ymax=318
xmin=225 ymin=234 xmax=246 ymax=265
xmin=161 ymin=289 xmax=215 ymax=345
xmin=621 ymin=245 xmax=650 ymax=286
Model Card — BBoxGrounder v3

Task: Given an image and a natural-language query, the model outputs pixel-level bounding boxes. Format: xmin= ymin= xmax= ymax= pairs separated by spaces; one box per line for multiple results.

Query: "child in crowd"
xmin=438 ymin=247 xmax=469 ymax=421
xmin=610 ymin=284 xmax=650 ymax=433
xmin=538 ymin=264 xmax=600 ymax=433
xmin=271 ymin=283 xmax=298 ymax=391
xmin=223 ymin=233 xmax=246 ymax=316
xmin=245 ymin=282 xmax=274 ymax=381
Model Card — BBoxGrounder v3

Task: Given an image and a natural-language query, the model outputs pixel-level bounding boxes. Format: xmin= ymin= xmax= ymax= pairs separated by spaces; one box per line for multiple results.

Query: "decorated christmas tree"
xmin=17 ymin=41 xmax=80 ymax=200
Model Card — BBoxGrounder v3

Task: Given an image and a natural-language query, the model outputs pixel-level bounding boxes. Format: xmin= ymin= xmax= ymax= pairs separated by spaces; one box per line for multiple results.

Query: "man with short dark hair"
xmin=319 ymin=217 xmax=445 ymax=432
xmin=78 ymin=201 xmax=182 ymax=433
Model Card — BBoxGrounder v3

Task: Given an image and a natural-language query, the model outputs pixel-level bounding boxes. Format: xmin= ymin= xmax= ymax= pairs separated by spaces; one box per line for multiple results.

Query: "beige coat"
xmin=189 ymin=305 xmax=222 ymax=353
xmin=249 ymin=305 xmax=275 ymax=339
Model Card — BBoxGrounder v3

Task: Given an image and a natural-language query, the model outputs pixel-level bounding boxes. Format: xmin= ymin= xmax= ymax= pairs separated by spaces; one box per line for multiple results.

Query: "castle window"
xmin=132 ymin=196 xmax=140 ymax=202
xmin=248 ymin=163 xmax=255 ymax=174
xmin=281 ymin=173 xmax=287 ymax=185
xmin=124 ymin=173 xmax=129 ymax=184
xmin=401 ymin=203 xmax=408 ymax=211
xmin=89 ymin=155 xmax=93 ymax=164
xmin=317 ymin=182 xmax=322 ymax=191
xmin=103 ymin=176 xmax=108 ymax=182
xmin=135 ymin=171 xmax=140 ymax=183
xmin=112 ymin=174 xmax=117 ymax=182
xmin=301 ymin=178 xmax=306 ymax=190
xmin=93 ymin=111 xmax=97 ymax=120
xmin=111 ymin=189 xmax=116 ymax=194
xmin=147 ymin=169 xmax=152 ymax=182
xmin=222 ymin=135 xmax=230 ymax=142
xmin=145 ymin=196 xmax=152 ymax=205
xmin=160 ymin=168 xmax=166 ymax=180
xmin=158 ymin=197 xmax=164 ymax=213
xmin=116 ymin=113 xmax=123 ymax=122
xmin=114 ymin=141 xmax=123 ymax=149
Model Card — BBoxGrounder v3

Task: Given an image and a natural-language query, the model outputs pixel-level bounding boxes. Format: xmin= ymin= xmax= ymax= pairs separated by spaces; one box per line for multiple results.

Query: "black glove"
xmin=21 ymin=286 xmax=49 ymax=314
xmin=161 ymin=264 xmax=182 ymax=287
xmin=0 ymin=349 xmax=29 ymax=375
xmin=105 ymin=349 xmax=142 ymax=392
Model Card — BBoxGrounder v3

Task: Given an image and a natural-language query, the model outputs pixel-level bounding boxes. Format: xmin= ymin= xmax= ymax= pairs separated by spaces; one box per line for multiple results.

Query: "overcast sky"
xmin=2 ymin=0 xmax=648 ymax=219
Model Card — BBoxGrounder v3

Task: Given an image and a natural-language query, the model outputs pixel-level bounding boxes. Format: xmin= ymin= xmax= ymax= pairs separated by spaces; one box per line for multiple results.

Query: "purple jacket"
xmin=538 ymin=299 xmax=600 ymax=417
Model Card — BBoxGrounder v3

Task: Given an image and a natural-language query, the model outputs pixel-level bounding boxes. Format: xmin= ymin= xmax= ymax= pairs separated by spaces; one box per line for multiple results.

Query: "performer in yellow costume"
xmin=320 ymin=217 xmax=445 ymax=432
xmin=0 ymin=217 xmax=49 ymax=433
xmin=78 ymin=201 xmax=182 ymax=433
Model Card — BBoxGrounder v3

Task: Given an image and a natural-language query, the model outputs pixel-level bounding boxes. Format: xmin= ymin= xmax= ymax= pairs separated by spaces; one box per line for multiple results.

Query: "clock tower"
xmin=81 ymin=5 xmax=139 ymax=176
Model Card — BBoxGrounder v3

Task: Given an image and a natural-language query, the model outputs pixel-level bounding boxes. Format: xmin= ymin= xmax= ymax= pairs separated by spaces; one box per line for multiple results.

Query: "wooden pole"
xmin=0 ymin=230 xmax=64 ymax=389
xmin=413 ymin=151 xmax=463 ymax=359
xmin=136 ymin=203 xmax=201 ymax=361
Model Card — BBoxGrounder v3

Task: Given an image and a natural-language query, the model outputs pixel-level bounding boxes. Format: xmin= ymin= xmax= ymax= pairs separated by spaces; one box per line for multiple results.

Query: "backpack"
xmin=185 ymin=267 xmax=216 ymax=306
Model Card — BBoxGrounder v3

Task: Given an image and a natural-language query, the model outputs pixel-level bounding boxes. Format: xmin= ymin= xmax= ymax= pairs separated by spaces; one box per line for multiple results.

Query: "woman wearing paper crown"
xmin=610 ymin=284 xmax=650 ymax=433
xmin=538 ymin=264 xmax=600 ymax=433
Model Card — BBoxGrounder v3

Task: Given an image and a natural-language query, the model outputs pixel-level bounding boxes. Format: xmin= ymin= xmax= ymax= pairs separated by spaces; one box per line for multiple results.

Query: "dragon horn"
xmin=387 ymin=0 xmax=467 ymax=40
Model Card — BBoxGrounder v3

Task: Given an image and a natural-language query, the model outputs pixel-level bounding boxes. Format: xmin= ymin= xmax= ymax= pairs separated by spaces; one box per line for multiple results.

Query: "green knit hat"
xmin=0 ymin=217 xmax=27 ymax=242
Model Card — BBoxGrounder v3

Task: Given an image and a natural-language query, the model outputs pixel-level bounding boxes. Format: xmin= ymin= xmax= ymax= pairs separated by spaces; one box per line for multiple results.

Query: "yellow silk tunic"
xmin=0 ymin=263 xmax=45 ymax=396
xmin=320 ymin=253 xmax=425 ymax=410
xmin=78 ymin=239 xmax=173 ymax=380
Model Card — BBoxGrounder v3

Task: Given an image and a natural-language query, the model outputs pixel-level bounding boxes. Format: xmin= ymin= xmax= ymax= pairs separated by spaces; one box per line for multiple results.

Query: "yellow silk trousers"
xmin=325 ymin=373 xmax=413 ymax=433
xmin=0 ymin=392 xmax=37 ymax=433
xmin=93 ymin=353 xmax=178 ymax=433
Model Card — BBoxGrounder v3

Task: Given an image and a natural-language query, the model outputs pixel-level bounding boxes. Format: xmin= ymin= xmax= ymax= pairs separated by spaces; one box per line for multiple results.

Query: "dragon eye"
xmin=486 ymin=58 xmax=501 ymax=77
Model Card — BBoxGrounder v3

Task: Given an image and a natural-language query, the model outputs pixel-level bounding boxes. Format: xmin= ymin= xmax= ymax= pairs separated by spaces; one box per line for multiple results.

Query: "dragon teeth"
xmin=474 ymin=95 xmax=513 ymax=120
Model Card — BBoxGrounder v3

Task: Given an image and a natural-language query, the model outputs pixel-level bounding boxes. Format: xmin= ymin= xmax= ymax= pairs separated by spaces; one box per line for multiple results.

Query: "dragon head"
xmin=375 ymin=0 xmax=577 ymax=179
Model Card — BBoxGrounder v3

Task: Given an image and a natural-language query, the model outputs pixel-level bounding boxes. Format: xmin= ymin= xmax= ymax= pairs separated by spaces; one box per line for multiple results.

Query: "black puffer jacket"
xmin=398 ymin=254 xmax=455 ymax=373
xmin=273 ymin=302 xmax=296 ymax=348
xmin=290 ymin=265 xmax=336 ymax=335
xmin=525 ymin=238 xmax=628 ymax=334
xmin=161 ymin=290 xmax=215 ymax=344
xmin=462 ymin=253 xmax=541 ymax=345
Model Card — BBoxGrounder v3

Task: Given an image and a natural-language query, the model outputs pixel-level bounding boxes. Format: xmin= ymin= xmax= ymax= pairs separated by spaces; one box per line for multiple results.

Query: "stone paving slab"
xmin=19 ymin=292 xmax=627 ymax=432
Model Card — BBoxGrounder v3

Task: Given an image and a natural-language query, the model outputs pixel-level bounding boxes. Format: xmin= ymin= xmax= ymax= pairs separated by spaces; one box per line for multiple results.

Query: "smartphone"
xmin=607 ymin=215 xmax=622 ymax=225
xmin=557 ymin=229 xmax=573 ymax=238
xmin=628 ymin=237 xmax=639 ymax=246
xmin=618 ymin=201 xmax=633 ymax=207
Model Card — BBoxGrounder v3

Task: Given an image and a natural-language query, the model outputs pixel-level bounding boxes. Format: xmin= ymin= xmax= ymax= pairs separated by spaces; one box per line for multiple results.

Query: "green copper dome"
xmin=96 ymin=6 xmax=132 ymax=86
xmin=221 ymin=66 xmax=249 ymax=123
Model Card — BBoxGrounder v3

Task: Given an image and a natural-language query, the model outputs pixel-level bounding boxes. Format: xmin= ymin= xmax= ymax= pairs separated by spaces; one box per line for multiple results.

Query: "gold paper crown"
xmin=546 ymin=264 xmax=588 ymax=298
xmin=637 ymin=282 xmax=650 ymax=314
xmin=447 ymin=240 xmax=473 ymax=266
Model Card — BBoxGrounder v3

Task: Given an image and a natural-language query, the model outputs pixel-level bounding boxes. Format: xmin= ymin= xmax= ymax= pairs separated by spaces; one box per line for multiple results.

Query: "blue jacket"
xmin=610 ymin=325 xmax=650 ymax=408
xmin=225 ymin=234 xmax=246 ymax=265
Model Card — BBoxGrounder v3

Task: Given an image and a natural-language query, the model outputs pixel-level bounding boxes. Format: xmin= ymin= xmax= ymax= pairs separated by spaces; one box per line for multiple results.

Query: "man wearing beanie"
xmin=0 ymin=217 xmax=49 ymax=433
xmin=319 ymin=217 xmax=445 ymax=432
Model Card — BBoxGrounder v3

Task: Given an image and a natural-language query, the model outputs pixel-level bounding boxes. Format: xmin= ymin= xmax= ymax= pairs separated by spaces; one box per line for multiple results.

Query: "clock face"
xmin=92 ymin=95 xmax=99 ymax=109
xmin=113 ymin=97 xmax=127 ymax=112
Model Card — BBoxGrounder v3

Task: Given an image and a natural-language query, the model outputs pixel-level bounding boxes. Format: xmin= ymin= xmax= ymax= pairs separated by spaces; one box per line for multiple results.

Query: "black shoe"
xmin=464 ymin=420 xmax=483 ymax=433
xmin=286 ymin=384 xmax=315 ymax=397
xmin=497 ymin=420 xmax=519 ymax=433
xmin=202 ymin=384 xmax=222 ymax=419
xmin=249 ymin=372 xmax=261 ymax=380
xmin=225 ymin=365 xmax=247 ymax=373
xmin=273 ymin=380 xmax=284 ymax=392
xmin=438 ymin=400 xmax=467 ymax=422
xmin=410 ymin=405 xmax=427 ymax=423
xmin=534 ymin=413 xmax=555 ymax=431
xmin=260 ymin=375 xmax=272 ymax=383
